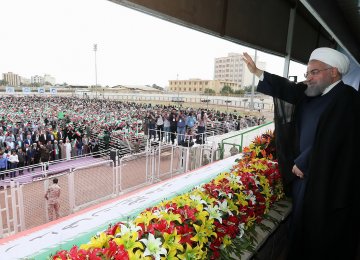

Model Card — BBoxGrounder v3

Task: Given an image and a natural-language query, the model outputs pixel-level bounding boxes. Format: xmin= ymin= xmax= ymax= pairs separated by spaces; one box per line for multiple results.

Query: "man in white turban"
xmin=243 ymin=48 xmax=360 ymax=260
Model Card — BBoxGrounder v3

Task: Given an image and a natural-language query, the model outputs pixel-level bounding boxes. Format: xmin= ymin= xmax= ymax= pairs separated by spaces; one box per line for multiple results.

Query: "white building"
xmin=31 ymin=75 xmax=44 ymax=85
xmin=2 ymin=72 xmax=21 ymax=86
xmin=20 ymin=76 xmax=31 ymax=85
xmin=44 ymin=74 xmax=56 ymax=85
xmin=214 ymin=53 xmax=266 ymax=88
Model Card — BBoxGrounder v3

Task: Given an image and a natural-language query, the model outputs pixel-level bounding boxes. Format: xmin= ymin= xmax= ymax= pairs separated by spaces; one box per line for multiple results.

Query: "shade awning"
xmin=108 ymin=0 xmax=360 ymax=65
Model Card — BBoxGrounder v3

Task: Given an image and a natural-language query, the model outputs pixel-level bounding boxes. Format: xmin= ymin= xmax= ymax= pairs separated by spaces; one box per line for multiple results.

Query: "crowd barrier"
xmin=220 ymin=122 xmax=275 ymax=159
xmin=0 ymin=141 xmax=217 ymax=238
xmin=0 ymin=122 xmax=272 ymax=238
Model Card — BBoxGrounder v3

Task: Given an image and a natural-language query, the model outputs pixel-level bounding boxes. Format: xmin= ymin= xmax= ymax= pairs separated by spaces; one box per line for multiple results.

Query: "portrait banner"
xmin=22 ymin=87 xmax=31 ymax=94
xmin=6 ymin=86 xmax=15 ymax=94
xmin=38 ymin=87 xmax=45 ymax=94
xmin=49 ymin=88 xmax=57 ymax=95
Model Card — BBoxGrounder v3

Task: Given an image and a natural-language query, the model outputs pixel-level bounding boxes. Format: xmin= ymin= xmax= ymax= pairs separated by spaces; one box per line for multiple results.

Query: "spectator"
xmin=64 ymin=139 xmax=72 ymax=160
xmin=17 ymin=148 xmax=25 ymax=175
xmin=8 ymin=150 xmax=19 ymax=178
xmin=0 ymin=151 xmax=8 ymax=180
xmin=39 ymin=144 xmax=50 ymax=170
xmin=176 ymin=110 xmax=186 ymax=145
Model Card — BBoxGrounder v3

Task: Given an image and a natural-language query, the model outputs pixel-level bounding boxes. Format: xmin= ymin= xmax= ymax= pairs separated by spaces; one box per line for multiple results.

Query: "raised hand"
xmin=242 ymin=52 xmax=263 ymax=77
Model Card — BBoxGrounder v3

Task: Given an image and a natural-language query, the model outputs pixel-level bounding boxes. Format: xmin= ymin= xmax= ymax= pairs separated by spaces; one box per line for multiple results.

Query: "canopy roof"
xmin=108 ymin=0 xmax=360 ymax=66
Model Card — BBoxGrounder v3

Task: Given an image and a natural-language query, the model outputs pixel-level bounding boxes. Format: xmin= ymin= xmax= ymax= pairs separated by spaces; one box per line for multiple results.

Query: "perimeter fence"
xmin=0 ymin=142 xmax=218 ymax=238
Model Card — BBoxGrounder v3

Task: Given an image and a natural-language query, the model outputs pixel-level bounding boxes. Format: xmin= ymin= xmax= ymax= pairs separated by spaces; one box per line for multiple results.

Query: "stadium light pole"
xmin=250 ymin=50 xmax=257 ymax=110
xmin=94 ymin=44 xmax=98 ymax=98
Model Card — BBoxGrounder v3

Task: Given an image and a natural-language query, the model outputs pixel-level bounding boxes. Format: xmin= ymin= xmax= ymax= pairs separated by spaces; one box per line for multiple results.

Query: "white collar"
xmin=322 ymin=80 xmax=341 ymax=95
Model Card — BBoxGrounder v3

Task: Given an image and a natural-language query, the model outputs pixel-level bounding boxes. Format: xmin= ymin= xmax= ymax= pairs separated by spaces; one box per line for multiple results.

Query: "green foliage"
xmin=220 ymin=85 xmax=234 ymax=94
xmin=0 ymin=79 xmax=8 ymax=86
xmin=234 ymin=89 xmax=245 ymax=95
xmin=204 ymin=88 xmax=215 ymax=94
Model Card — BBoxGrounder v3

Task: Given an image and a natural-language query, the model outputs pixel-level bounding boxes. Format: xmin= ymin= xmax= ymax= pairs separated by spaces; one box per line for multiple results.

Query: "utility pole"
xmin=250 ymin=50 xmax=257 ymax=110
xmin=94 ymin=44 xmax=98 ymax=98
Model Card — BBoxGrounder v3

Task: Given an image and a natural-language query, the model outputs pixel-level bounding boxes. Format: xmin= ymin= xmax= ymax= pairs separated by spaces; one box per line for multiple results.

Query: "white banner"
xmin=37 ymin=87 xmax=45 ymax=94
xmin=22 ymin=87 xmax=31 ymax=94
xmin=5 ymin=86 xmax=15 ymax=94
xmin=49 ymin=87 xmax=57 ymax=95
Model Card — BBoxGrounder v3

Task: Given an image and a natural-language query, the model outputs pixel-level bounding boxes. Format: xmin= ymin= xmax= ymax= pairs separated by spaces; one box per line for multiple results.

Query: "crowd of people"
xmin=0 ymin=95 xmax=266 ymax=179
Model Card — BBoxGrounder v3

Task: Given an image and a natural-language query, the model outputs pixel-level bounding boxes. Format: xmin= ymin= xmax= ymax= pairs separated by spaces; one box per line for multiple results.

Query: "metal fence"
xmin=220 ymin=122 xmax=275 ymax=159
xmin=0 ymin=142 xmax=219 ymax=238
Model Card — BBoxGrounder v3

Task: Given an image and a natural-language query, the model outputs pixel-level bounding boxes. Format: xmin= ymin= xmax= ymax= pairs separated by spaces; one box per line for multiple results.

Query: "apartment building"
xmin=2 ymin=72 xmax=21 ymax=86
xmin=214 ymin=53 xmax=266 ymax=87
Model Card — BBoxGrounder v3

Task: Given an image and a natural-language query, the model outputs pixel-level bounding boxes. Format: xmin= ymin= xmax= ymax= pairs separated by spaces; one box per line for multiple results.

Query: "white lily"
xmin=205 ymin=204 xmax=223 ymax=223
xmin=227 ymin=174 xmax=242 ymax=185
xmin=217 ymin=200 xmax=233 ymax=216
xmin=116 ymin=222 xmax=142 ymax=237
xmin=140 ymin=233 xmax=167 ymax=260
xmin=238 ymin=223 xmax=245 ymax=238
xmin=189 ymin=194 xmax=207 ymax=205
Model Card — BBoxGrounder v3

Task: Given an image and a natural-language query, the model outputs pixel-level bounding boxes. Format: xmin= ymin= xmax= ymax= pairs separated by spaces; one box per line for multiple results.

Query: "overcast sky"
xmin=0 ymin=0 xmax=306 ymax=87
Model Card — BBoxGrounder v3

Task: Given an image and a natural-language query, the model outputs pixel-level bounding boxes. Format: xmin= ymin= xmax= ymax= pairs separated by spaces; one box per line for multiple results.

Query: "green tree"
xmin=0 ymin=79 xmax=8 ymax=86
xmin=151 ymin=84 xmax=164 ymax=91
xmin=220 ymin=85 xmax=234 ymax=95
xmin=204 ymin=88 xmax=215 ymax=94
xmin=243 ymin=86 xmax=253 ymax=92
xmin=30 ymin=82 xmax=41 ymax=87
xmin=234 ymin=89 xmax=245 ymax=95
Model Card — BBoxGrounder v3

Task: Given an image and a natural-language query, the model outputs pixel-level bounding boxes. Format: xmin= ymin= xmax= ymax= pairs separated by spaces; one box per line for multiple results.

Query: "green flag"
xmin=58 ymin=111 xmax=65 ymax=119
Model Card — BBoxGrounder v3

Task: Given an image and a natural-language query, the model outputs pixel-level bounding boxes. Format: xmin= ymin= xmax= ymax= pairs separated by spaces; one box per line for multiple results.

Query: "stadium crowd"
xmin=0 ymin=95 xmax=266 ymax=179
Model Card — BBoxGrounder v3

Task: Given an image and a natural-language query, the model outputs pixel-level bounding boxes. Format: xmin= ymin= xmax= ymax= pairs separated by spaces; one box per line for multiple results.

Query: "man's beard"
xmin=304 ymin=83 xmax=328 ymax=97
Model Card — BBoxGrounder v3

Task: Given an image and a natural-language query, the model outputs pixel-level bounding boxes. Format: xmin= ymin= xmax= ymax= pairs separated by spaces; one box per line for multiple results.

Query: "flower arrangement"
xmin=51 ymin=130 xmax=283 ymax=260
xmin=242 ymin=130 xmax=276 ymax=160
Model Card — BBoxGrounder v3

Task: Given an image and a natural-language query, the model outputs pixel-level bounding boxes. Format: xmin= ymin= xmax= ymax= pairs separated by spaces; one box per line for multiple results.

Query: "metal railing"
xmin=220 ymin=122 xmax=275 ymax=159
xmin=0 ymin=142 xmax=218 ymax=238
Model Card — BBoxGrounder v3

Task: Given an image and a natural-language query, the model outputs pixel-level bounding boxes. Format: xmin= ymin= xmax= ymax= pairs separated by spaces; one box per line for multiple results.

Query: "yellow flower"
xmin=177 ymin=243 xmax=205 ymax=260
xmin=190 ymin=224 xmax=209 ymax=246
xmin=221 ymin=234 xmax=232 ymax=249
xmin=113 ymin=231 xmax=144 ymax=258
xmin=160 ymin=211 xmax=182 ymax=225
xmin=161 ymin=248 xmax=180 ymax=260
xmin=195 ymin=209 xmax=209 ymax=225
xmin=133 ymin=249 xmax=152 ymax=260
xmin=172 ymin=195 xmax=190 ymax=207
xmin=162 ymin=229 xmax=184 ymax=255
xmin=235 ymin=192 xmax=249 ymax=207
xmin=80 ymin=232 xmax=110 ymax=250
xmin=135 ymin=210 xmax=158 ymax=226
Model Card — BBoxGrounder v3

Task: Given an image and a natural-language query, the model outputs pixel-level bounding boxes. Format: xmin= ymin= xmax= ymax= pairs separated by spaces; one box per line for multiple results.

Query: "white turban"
xmin=309 ymin=47 xmax=350 ymax=75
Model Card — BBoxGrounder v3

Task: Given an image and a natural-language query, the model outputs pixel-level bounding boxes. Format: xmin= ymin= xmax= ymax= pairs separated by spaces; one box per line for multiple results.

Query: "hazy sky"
xmin=0 ymin=0 xmax=306 ymax=87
